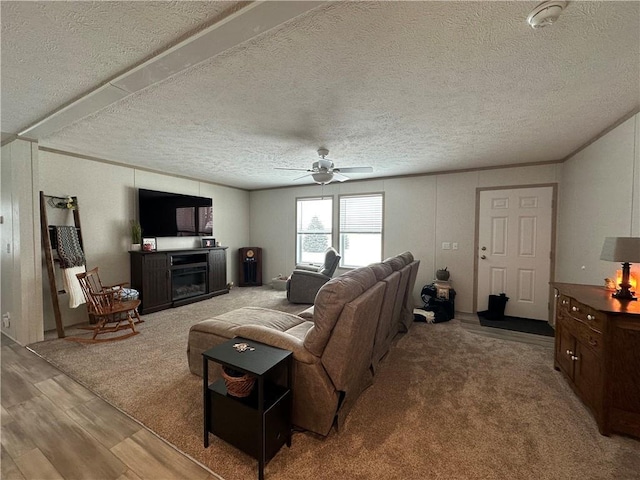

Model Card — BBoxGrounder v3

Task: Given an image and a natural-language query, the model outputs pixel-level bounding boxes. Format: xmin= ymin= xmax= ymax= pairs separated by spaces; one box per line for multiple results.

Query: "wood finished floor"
xmin=1 ymin=334 xmax=222 ymax=480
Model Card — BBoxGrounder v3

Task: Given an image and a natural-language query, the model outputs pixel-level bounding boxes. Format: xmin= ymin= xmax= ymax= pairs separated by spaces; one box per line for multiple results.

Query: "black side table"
xmin=203 ymin=337 xmax=292 ymax=480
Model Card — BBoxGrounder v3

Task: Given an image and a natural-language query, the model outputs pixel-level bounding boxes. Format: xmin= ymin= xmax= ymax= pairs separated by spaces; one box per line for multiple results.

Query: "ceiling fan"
xmin=276 ymin=148 xmax=373 ymax=185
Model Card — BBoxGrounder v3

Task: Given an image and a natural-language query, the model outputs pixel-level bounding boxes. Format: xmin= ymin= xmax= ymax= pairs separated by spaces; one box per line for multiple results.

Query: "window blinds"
xmin=339 ymin=194 xmax=383 ymax=233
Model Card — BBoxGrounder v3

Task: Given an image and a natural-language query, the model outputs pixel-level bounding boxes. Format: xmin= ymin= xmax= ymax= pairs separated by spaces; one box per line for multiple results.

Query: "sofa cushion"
xmin=304 ymin=267 xmax=377 ymax=357
xmin=189 ymin=307 xmax=309 ymax=345
xmin=369 ymin=262 xmax=392 ymax=280
xmin=383 ymin=256 xmax=405 ymax=271
xmin=188 ymin=307 xmax=315 ymax=374
xmin=398 ymin=251 xmax=414 ymax=265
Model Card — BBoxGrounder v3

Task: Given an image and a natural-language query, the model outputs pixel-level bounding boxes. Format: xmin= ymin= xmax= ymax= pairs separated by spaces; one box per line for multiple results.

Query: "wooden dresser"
xmin=552 ymin=283 xmax=640 ymax=439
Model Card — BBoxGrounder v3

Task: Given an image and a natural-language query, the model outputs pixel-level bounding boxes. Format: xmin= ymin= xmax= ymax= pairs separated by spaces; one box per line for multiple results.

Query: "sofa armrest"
xmin=291 ymin=269 xmax=331 ymax=281
xmin=294 ymin=264 xmax=322 ymax=272
xmin=232 ymin=324 xmax=318 ymax=364
xmin=298 ymin=306 xmax=314 ymax=320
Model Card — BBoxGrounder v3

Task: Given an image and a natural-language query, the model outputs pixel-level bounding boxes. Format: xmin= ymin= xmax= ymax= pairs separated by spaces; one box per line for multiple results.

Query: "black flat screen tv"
xmin=138 ymin=188 xmax=213 ymax=237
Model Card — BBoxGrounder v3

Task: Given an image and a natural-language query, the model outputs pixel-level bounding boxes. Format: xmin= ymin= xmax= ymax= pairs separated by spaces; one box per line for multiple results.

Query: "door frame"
xmin=473 ymin=183 xmax=558 ymax=323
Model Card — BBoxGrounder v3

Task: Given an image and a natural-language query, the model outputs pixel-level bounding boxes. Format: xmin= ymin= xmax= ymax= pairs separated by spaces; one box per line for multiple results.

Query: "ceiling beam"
xmin=18 ymin=1 xmax=325 ymax=139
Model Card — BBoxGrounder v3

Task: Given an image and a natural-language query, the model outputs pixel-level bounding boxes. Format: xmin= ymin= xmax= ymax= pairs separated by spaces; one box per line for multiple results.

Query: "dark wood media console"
xmin=130 ymin=247 xmax=228 ymax=314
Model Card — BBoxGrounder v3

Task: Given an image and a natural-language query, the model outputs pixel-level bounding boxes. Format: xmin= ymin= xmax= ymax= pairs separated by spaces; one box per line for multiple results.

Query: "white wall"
xmin=250 ymin=164 xmax=561 ymax=313
xmin=36 ymin=151 xmax=250 ymax=334
xmin=4 ymin=114 xmax=635 ymax=343
xmin=1 ymin=140 xmax=44 ymax=343
xmin=556 ymin=114 xmax=640 ymax=285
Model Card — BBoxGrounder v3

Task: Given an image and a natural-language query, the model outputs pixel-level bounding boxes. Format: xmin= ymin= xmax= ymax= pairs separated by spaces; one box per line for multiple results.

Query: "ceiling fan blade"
xmin=293 ymin=172 xmax=313 ymax=181
xmin=332 ymin=172 xmax=350 ymax=182
xmin=333 ymin=166 xmax=373 ymax=173
xmin=275 ymin=167 xmax=311 ymax=172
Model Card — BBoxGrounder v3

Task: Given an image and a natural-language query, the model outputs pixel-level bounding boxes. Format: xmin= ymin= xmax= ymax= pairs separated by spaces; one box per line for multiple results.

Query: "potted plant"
xmin=436 ymin=267 xmax=450 ymax=281
xmin=130 ymin=220 xmax=142 ymax=251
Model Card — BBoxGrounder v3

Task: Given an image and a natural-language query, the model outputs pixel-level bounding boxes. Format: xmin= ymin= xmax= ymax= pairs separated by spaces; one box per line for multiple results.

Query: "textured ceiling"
xmin=2 ymin=1 xmax=639 ymax=190
xmin=1 ymin=1 xmax=246 ymax=133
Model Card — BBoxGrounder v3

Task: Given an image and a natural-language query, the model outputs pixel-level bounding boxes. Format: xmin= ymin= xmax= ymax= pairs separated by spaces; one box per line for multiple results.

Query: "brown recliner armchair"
xmin=287 ymin=247 xmax=341 ymax=304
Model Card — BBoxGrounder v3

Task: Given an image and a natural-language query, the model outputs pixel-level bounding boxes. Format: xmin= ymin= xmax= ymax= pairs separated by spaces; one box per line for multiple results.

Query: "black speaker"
xmin=239 ymin=247 xmax=262 ymax=286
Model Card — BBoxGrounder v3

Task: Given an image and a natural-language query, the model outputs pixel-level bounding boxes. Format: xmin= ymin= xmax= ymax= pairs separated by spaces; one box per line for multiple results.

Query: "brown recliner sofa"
xmin=187 ymin=252 xmax=419 ymax=436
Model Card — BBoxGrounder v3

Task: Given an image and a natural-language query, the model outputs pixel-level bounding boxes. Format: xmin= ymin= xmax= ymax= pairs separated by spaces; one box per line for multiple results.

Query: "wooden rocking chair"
xmin=74 ymin=267 xmax=142 ymax=343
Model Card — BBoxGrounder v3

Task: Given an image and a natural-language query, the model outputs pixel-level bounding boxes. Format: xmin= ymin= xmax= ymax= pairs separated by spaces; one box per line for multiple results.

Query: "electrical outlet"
xmin=442 ymin=242 xmax=451 ymax=250
xmin=2 ymin=313 xmax=10 ymax=328
xmin=452 ymin=242 xmax=458 ymax=250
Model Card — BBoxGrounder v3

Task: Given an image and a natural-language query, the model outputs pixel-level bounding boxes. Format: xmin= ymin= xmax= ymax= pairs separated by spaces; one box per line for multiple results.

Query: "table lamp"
xmin=600 ymin=237 xmax=640 ymax=301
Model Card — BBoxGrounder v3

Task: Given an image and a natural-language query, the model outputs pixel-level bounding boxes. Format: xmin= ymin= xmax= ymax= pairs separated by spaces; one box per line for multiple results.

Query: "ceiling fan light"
xmin=312 ymin=172 xmax=333 ymax=184
xmin=527 ymin=1 xmax=567 ymax=29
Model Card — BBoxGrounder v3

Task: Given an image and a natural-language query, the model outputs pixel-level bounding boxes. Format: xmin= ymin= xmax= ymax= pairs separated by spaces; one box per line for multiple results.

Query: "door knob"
xmin=481 ymin=246 xmax=487 ymax=251
xmin=480 ymin=255 xmax=487 ymax=260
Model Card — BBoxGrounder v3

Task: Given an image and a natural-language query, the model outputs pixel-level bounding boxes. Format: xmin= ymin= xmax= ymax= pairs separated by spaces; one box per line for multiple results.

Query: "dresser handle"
xmin=572 ymin=306 xmax=579 ymax=312
xmin=562 ymin=300 xmax=569 ymax=305
xmin=588 ymin=337 xmax=597 ymax=346
xmin=571 ymin=355 xmax=579 ymax=361
xmin=566 ymin=349 xmax=574 ymax=356
xmin=587 ymin=314 xmax=594 ymax=321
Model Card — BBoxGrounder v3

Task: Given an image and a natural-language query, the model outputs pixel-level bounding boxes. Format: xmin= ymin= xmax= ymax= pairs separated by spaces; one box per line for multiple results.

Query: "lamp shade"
xmin=600 ymin=237 xmax=640 ymax=263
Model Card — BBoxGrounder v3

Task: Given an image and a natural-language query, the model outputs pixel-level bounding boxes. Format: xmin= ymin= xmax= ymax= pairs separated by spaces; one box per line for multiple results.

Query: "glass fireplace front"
xmin=172 ymin=265 xmax=207 ymax=301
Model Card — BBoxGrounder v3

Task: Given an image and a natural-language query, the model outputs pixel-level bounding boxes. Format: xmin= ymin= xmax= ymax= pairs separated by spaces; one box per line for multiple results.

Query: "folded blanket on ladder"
xmin=55 ymin=226 xmax=87 ymax=308
xmin=62 ymin=266 xmax=87 ymax=308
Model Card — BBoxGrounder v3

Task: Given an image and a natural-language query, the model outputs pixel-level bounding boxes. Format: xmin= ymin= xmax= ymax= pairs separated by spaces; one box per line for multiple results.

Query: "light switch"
xmin=442 ymin=242 xmax=451 ymax=250
xmin=452 ymin=242 xmax=458 ymax=250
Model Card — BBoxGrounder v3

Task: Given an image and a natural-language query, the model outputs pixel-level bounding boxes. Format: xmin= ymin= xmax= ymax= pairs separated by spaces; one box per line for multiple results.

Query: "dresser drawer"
xmin=560 ymin=314 xmax=603 ymax=356
xmin=568 ymin=298 xmax=604 ymax=332
xmin=576 ymin=320 xmax=603 ymax=355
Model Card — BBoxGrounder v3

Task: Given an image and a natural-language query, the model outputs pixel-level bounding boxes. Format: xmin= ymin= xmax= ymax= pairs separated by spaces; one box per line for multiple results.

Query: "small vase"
xmin=131 ymin=243 xmax=141 ymax=251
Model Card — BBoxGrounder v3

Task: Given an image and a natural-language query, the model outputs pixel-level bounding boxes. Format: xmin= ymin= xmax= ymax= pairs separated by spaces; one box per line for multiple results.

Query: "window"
xmin=296 ymin=197 xmax=333 ymax=264
xmin=339 ymin=193 xmax=383 ymax=267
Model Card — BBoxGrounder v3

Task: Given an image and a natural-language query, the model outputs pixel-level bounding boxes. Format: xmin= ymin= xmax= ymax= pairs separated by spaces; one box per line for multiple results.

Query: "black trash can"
xmin=480 ymin=293 xmax=509 ymax=320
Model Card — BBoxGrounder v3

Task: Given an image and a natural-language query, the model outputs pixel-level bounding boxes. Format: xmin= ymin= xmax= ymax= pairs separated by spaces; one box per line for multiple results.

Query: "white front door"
xmin=477 ymin=186 xmax=553 ymax=321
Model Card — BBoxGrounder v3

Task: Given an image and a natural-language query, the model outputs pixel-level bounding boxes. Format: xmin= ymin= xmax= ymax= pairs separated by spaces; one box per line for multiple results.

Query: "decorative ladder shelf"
xmin=39 ymin=191 xmax=83 ymax=339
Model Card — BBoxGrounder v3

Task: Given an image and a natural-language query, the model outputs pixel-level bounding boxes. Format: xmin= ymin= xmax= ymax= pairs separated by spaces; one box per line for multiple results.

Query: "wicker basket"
xmin=222 ymin=367 xmax=256 ymax=398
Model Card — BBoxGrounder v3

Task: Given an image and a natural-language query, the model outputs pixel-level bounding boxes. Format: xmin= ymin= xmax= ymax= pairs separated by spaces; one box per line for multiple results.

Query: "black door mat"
xmin=477 ymin=313 xmax=555 ymax=337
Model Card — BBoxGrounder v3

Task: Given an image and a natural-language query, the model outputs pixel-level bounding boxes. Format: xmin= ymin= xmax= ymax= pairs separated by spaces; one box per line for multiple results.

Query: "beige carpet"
xmin=30 ymin=287 xmax=640 ymax=480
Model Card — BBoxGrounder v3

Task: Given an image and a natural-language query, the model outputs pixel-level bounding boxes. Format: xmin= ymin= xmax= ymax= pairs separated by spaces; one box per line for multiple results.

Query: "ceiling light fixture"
xmin=527 ymin=1 xmax=567 ymax=29
xmin=312 ymin=171 xmax=334 ymax=185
